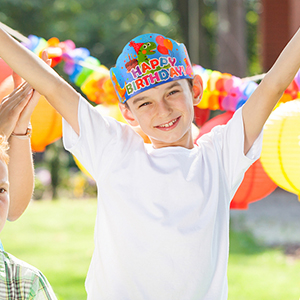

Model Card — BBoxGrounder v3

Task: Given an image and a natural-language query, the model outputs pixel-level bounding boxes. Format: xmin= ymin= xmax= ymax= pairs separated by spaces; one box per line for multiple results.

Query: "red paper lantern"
xmin=193 ymin=106 xmax=210 ymax=127
xmin=0 ymin=59 xmax=12 ymax=84
xmin=196 ymin=111 xmax=234 ymax=139
xmin=196 ymin=111 xmax=277 ymax=209
xmin=230 ymin=159 xmax=277 ymax=209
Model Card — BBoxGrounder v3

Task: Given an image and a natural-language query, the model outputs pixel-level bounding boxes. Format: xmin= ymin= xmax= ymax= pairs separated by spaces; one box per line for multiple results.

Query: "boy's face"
xmin=119 ymin=75 xmax=203 ymax=149
xmin=0 ymin=159 xmax=9 ymax=232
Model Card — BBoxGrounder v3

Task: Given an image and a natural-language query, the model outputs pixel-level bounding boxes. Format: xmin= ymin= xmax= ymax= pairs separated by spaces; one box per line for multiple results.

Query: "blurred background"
xmin=0 ymin=0 xmax=300 ymax=299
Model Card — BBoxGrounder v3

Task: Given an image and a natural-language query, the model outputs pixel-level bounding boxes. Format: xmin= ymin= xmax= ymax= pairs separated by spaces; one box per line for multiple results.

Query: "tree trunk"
xmin=216 ymin=0 xmax=247 ymax=77
xmin=175 ymin=0 xmax=211 ymax=66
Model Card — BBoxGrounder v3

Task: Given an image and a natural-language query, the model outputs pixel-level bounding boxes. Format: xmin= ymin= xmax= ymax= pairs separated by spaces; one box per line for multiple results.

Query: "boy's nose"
xmin=156 ymin=99 xmax=172 ymax=116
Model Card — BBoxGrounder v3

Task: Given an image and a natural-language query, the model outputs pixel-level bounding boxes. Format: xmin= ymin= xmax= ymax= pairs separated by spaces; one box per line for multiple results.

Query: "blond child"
xmin=0 ymin=135 xmax=57 ymax=299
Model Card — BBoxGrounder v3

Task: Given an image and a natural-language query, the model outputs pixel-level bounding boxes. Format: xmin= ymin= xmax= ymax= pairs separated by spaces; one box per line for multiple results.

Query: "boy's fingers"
xmin=41 ymin=50 xmax=48 ymax=61
xmin=41 ymin=50 xmax=52 ymax=66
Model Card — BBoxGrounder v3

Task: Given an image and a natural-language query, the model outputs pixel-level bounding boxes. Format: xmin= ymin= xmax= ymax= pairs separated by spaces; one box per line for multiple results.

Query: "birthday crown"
xmin=110 ymin=33 xmax=194 ymax=103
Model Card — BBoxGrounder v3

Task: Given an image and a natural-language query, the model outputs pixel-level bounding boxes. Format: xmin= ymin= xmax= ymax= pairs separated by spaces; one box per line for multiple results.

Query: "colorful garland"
xmin=22 ymin=35 xmax=300 ymax=111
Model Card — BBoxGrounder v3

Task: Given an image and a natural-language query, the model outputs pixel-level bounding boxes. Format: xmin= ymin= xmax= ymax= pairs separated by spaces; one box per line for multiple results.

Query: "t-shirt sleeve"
xmin=62 ymin=96 xmax=140 ymax=179
xmin=198 ymin=107 xmax=263 ymax=198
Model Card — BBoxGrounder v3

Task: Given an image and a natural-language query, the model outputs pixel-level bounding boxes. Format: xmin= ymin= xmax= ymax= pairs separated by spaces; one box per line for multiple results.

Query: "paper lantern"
xmin=230 ymin=159 xmax=277 ymax=209
xmin=196 ymin=111 xmax=277 ymax=209
xmin=196 ymin=111 xmax=234 ymax=139
xmin=0 ymin=76 xmax=14 ymax=101
xmin=260 ymin=100 xmax=300 ymax=198
xmin=30 ymin=96 xmax=62 ymax=152
xmin=0 ymin=59 xmax=12 ymax=84
xmin=194 ymin=106 xmax=210 ymax=127
xmin=73 ymin=155 xmax=93 ymax=179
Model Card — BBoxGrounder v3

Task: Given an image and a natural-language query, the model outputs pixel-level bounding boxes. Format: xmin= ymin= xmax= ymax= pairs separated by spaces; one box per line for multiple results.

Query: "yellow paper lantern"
xmin=30 ymin=95 xmax=62 ymax=152
xmin=73 ymin=155 xmax=93 ymax=179
xmin=260 ymin=100 xmax=300 ymax=198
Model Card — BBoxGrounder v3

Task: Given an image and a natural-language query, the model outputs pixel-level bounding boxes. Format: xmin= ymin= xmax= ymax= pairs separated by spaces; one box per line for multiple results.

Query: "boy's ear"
xmin=192 ymin=75 xmax=203 ymax=106
xmin=118 ymin=102 xmax=139 ymax=126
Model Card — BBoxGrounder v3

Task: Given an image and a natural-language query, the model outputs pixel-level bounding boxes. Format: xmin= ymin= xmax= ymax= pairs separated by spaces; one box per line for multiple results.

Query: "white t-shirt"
xmin=63 ymin=96 xmax=262 ymax=300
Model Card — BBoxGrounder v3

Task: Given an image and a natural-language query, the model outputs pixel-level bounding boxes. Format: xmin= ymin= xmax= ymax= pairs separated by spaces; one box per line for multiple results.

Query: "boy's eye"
xmin=169 ymin=90 xmax=179 ymax=96
xmin=0 ymin=188 xmax=6 ymax=194
xmin=139 ymin=102 xmax=151 ymax=108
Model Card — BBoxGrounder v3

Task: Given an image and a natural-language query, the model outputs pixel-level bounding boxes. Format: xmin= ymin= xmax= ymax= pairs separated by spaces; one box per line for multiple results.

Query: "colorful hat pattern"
xmin=110 ymin=33 xmax=194 ymax=103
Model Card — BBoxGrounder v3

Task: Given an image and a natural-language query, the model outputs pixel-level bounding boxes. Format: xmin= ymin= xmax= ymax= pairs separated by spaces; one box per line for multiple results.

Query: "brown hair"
xmin=0 ymin=136 xmax=9 ymax=165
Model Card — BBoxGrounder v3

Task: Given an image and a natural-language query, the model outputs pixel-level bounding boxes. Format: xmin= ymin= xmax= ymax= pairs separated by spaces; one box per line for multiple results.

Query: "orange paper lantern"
xmin=30 ymin=95 xmax=62 ymax=152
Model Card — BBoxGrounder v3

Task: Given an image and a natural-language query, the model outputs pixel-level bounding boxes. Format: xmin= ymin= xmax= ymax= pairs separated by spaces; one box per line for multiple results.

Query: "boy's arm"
xmin=0 ymin=26 xmax=80 ymax=135
xmin=242 ymin=28 xmax=300 ymax=155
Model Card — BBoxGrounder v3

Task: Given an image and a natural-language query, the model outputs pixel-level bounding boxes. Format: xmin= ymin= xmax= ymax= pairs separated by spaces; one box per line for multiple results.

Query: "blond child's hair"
xmin=0 ymin=136 xmax=9 ymax=165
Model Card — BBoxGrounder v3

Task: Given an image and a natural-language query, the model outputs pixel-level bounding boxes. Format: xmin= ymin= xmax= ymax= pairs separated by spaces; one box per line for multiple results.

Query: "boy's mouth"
xmin=155 ymin=116 xmax=180 ymax=129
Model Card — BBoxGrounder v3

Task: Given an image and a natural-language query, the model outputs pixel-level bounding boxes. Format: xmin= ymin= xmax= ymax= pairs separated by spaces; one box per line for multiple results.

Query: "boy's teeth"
xmin=159 ymin=118 xmax=177 ymax=128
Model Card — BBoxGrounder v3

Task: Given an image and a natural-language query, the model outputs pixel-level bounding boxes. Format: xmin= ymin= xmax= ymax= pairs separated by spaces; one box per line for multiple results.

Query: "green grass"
xmin=1 ymin=199 xmax=97 ymax=300
xmin=1 ymin=199 xmax=300 ymax=299
xmin=228 ymin=230 xmax=300 ymax=299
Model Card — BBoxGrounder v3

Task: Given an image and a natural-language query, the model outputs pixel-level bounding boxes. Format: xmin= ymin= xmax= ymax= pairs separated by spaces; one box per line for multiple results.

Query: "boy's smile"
xmin=119 ymin=76 xmax=203 ymax=149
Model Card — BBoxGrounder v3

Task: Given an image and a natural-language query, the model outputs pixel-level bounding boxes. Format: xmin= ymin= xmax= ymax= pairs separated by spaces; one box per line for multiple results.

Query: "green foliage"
xmin=33 ymin=140 xmax=97 ymax=200
xmin=0 ymin=0 xmax=181 ymax=68
xmin=245 ymin=0 xmax=262 ymax=75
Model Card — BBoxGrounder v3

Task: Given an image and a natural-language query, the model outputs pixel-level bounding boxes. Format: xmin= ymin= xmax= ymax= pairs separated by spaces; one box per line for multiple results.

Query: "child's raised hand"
xmin=0 ymin=81 xmax=33 ymax=138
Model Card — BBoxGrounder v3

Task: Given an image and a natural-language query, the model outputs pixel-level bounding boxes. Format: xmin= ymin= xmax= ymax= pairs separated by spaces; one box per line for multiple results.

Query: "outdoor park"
xmin=0 ymin=0 xmax=300 ymax=299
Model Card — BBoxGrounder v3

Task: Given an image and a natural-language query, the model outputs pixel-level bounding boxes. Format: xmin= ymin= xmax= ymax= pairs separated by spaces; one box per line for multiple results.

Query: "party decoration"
xmin=73 ymin=155 xmax=93 ymax=179
xmin=260 ymin=100 xmax=300 ymax=198
xmin=193 ymin=107 xmax=210 ymax=127
xmin=196 ymin=111 xmax=277 ymax=209
xmin=0 ymin=75 xmax=14 ymax=101
xmin=30 ymin=96 xmax=62 ymax=152
xmin=196 ymin=111 xmax=234 ymax=139
xmin=21 ymin=34 xmax=300 ymax=114
xmin=0 ymin=59 xmax=12 ymax=84
xmin=231 ymin=159 xmax=277 ymax=209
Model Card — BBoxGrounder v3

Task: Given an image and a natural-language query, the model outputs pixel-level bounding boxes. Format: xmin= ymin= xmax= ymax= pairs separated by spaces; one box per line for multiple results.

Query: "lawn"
xmin=1 ymin=199 xmax=299 ymax=299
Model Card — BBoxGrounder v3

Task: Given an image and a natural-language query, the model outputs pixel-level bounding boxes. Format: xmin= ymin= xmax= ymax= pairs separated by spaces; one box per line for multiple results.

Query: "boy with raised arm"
xmin=1 ymin=25 xmax=300 ymax=299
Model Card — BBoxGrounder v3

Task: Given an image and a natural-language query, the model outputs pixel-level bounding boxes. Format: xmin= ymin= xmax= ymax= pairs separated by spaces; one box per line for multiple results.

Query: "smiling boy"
xmin=119 ymin=79 xmax=201 ymax=149
xmin=1 ymin=27 xmax=300 ymax=299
